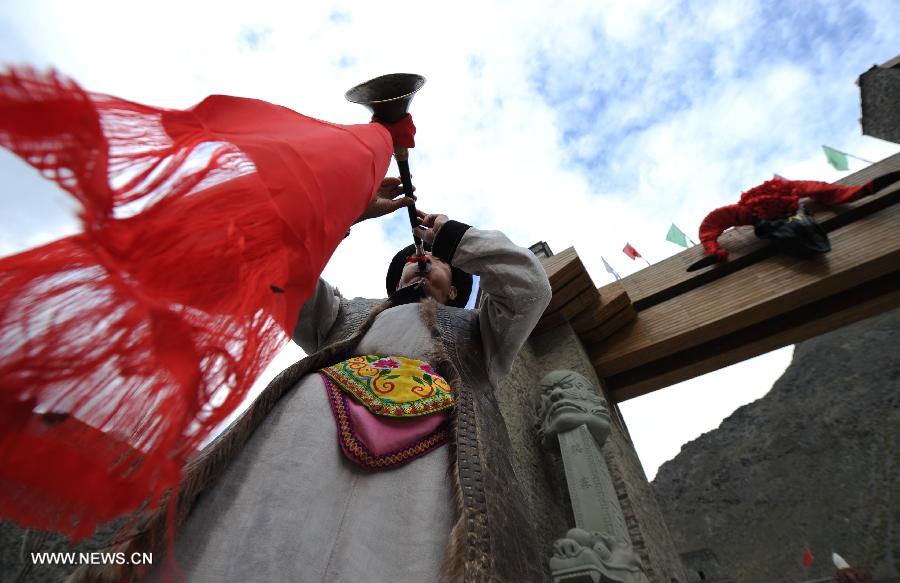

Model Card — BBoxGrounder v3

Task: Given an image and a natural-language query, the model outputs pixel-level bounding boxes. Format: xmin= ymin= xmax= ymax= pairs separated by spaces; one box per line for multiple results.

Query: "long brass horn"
xmin=346 ymin=74 xmax=428 ymax=276
xmin=345 ymin=73 xmax=425 ymax=124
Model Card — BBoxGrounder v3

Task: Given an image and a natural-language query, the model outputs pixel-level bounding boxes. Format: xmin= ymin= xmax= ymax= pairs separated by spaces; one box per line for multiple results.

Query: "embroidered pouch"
xmin=320 ymin=372 xmax=450 ymax=470
xmin=320 ymin=355 xmax=454 ymax=417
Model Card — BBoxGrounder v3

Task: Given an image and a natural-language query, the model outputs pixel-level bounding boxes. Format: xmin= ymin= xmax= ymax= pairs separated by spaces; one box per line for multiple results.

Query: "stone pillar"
xmin=534 ymin=370 xmax=650 ymax=583
xmin=496 ymin=322 xmax=688 ymax=582
xmin=558 ymin=425 xmax=629 ymax=537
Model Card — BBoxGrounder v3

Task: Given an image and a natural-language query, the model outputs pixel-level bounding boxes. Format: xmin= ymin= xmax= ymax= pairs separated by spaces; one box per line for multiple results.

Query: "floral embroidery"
xmin=320 ymin=355 xmax=455 ymax=418
xmin=372 ymin=358 xmax=400 ymax=369
xmin=320 ymin=372 xmax=449 ymax=470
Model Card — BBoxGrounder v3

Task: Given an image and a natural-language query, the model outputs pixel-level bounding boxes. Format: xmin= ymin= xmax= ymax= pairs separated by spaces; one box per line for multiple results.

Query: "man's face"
xmin=535 ymin=371 xmax=610 ymax=449
xmin=395 ymin=252 xmax=457 ymax=305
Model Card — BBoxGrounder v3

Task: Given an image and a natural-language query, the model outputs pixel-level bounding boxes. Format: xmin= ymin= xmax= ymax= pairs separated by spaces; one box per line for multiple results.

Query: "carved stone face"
xmin=550 ymin=528 xmax=644 ymax=579
xmin=535 ymin=370 xmax=611 ymax=449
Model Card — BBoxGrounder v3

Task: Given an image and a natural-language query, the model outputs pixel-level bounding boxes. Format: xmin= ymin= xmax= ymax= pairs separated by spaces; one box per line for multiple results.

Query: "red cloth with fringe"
xmin=0 ymin=69 xmax=393 ymax=538
xmin=698 ymin=177 xmax=878 ymax=259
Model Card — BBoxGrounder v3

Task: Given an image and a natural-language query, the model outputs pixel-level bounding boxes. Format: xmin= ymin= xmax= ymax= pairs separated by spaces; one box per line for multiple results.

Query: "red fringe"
xmin=698 ymin=177 xmax=874 ymax=257
xmin=0 ymin=68 xmax=392 ymax=538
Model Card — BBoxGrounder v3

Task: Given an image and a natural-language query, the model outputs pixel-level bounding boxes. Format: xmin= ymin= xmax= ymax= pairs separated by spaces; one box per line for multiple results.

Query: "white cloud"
xmin=2 ymin=0 xmax=899 ymax=476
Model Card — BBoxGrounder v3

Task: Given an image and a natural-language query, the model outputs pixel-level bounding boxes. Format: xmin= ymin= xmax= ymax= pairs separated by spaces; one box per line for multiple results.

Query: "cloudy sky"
xmin=2 ymin=0 xmax=898 ymax=479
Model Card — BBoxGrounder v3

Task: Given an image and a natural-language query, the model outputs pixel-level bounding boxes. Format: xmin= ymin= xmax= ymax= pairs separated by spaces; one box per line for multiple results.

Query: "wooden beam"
xmin=580 ymin=303 xmax=637 ymax=344
xmin=541 ymin=247 xmax=582 ymax=288
xmin=559 ymin=291 xmax=600 ymax=321
xmin=590 ymin=201 xmax=900 ymax=377
xmin=530 ymin=155 xmax=900 ymax=403
xmin=534 ymin=289 xmax=599 ymax=334
xmin=545 ymin=270 xmax=595 ymax=314
xmin=571 ymin=286 xmax=630 ymax=333
xmin=535 ymin=286 xmax=634 ymax=340
xmin=604 ymin=268 xmax=900 ymax=401
xmin=536 ymin=247 xmax=600 ymax=334
xmin=598 ymin=152 xmax=900 ymax=311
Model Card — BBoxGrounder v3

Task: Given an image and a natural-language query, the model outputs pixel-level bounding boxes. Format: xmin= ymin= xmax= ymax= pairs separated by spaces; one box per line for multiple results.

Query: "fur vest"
xmin=68 ymin=296 xmax=544 ymax=583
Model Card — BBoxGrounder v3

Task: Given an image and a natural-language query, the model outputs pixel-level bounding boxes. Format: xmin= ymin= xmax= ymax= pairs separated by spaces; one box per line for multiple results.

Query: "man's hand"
xmin=413 ymin=210 xmax=449 ymax=245
xmin=354 ymin=177 xmax=416 ymax=224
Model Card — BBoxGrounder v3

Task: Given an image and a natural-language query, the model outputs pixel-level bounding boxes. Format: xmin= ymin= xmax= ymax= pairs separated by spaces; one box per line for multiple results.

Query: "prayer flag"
xmin=802 ymin=547 xmax=814 ymax=567
xmin=623 ymin=243 xmax=642 ymax=260
xmin=823 ymin=145 xmax=849 ymax=171
xmin=601 ymin=257 xmax=621 ymax=280
xmin=832 ymin=552 xmax=850 ymax=569
xmin=666 ymin=223 xmax=690 ymax=248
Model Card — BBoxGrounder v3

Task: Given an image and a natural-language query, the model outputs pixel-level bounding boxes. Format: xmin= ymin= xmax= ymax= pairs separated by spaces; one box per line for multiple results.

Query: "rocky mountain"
xmin=652 ymin=307 xmax=899 ymax=583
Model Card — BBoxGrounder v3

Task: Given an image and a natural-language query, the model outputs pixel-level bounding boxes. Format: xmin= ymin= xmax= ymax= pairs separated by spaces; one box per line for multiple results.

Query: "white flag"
xmin=832 ymin=552 xmax=851 ymax=569
xmin=602 ymin=257 xmax=621 ymax=280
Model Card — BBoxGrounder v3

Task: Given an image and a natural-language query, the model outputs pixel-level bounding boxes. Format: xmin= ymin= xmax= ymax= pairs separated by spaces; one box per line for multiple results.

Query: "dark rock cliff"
xmin=652 ymin=307 xmax=899 ymax=583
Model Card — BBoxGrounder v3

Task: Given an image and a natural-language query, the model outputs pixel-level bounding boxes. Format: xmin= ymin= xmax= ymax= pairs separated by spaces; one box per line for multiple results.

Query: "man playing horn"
xmin=151 ymin=194 xmax=552 ymax=581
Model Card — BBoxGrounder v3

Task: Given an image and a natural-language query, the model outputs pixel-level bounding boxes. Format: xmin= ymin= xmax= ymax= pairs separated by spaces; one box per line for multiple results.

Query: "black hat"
xmin=386 ymin=243 xmax=473 ymax=308
xmin=753 ymin=204 xmax=830 ymax=257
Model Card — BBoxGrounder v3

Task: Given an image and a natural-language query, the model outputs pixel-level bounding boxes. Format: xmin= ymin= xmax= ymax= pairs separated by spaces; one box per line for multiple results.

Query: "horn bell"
xmin=345 ymin=73 xmax=425 ymax=123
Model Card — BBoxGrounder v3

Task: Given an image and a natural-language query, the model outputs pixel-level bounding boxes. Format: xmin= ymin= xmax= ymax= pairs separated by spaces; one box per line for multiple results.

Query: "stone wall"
xmin=859 ymin=58 xmax=900 ymax=144
xmin=493 ymin=324 xmax=573 ymax=580
xmin=497 ymin=322 xmax=689 ymax=582
xmin=680 ymin=548 xmax=734 ymax=582
xmin=652 ymin=307 xmax=900 ymax=582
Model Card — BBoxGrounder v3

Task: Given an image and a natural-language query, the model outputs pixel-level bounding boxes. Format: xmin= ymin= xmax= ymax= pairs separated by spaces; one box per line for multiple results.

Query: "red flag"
xmin=623 ymin=242 xmax=642 ymax=260
xmin=0 ymin=68 xmax=393 ymax=537
xmin=802 ymin=547 xmax=814 ymax=567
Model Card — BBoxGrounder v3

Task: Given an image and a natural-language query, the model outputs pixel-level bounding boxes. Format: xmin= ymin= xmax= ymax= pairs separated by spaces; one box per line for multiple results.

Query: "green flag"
xmin=666 ymin=223 xmax=689 ymax=247
xmin=822 ymin=145 xmax=849 ymax=171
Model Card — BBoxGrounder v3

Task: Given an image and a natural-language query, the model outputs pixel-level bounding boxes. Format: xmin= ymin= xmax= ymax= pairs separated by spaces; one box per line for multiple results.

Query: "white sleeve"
xmin=444 ymin=226 xmax=552 ymax=386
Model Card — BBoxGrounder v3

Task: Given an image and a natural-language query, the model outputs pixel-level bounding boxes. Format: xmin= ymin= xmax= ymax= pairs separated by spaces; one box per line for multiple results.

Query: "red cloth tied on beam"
xmin=0 ymin=68 xmax=392 ymax=538
xmin=698 ymin=177 xmax=877 ymax=258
